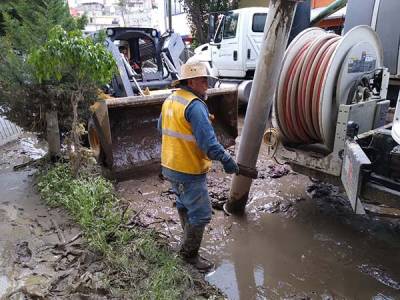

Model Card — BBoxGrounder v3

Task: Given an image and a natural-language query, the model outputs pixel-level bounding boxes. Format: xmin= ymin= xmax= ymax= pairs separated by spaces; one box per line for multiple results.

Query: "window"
xmin=223 ymin=13 xmax=238 ymax=39
xmin=171 ymin=0 xmax=184 ymax=16
xmin=252 ymin=13 xmax=267 ymax=32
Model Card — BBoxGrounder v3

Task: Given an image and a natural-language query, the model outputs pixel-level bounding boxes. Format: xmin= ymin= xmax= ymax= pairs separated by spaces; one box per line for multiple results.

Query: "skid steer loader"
xmin=88 ymin=27 xmax=238 ymax=180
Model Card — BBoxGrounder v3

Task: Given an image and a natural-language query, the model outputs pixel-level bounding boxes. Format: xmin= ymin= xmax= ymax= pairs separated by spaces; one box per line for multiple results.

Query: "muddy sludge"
xmin=116 ymin=143 xmax=400 ymax=299
xmin=0 ymin=135 xmax=111 ymax=299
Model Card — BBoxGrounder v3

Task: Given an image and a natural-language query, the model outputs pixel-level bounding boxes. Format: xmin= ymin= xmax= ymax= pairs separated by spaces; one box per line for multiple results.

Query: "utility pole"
xmin=168 ymin=0 xmax=172 ymax=31
xmin=225 ymin=0 xmax=301 ymax=214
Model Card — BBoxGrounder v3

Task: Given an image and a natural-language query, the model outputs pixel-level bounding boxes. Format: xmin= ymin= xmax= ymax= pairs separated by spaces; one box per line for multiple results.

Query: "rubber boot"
xmin=180 ymin=224 xmax=214 ymax=272
xmin=177 ymin=208 xmax=188 ymax=230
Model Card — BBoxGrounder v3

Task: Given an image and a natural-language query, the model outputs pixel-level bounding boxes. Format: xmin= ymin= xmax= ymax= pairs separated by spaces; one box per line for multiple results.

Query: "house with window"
xmin=70 ymin=0 xmax=161 ymax=33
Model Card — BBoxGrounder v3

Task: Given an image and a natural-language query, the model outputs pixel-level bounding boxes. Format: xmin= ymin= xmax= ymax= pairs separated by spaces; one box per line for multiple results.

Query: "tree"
xmin=29 ymin=26 xmax=116 ymax=174
xmin=0 ymin=0 xmax=87 ymax=136
xmin=1 ymin=0 xmax=84 ymax=52
xmin=0 ymin=2 xmax=17 ymax=36
xmin=182 ymin=0 xmax=237 ymax=45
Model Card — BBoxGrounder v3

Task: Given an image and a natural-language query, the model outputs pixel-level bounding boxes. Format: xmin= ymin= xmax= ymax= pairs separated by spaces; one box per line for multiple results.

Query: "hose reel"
xmin=274 ymin=26 xmax=383 ymax=152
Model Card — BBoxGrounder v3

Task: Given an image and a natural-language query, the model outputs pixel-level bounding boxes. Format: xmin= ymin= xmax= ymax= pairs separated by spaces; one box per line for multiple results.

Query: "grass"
xmin=37 ymin=163 xmax=219 ymax=299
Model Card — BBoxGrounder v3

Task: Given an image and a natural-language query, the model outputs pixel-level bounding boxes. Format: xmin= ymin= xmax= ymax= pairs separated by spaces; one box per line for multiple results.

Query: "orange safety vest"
xmin=161 ymin=89 xmax=212 ymax=174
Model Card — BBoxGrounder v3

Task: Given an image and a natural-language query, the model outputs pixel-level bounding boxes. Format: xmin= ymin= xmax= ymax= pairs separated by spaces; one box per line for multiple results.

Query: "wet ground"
xmin=1 ymin=129 xmax=400 ymax=299
xmin=0 ymin=135 xmax=110 ymax=299
xmin=116 ymin=133 xmax=400 ymax=299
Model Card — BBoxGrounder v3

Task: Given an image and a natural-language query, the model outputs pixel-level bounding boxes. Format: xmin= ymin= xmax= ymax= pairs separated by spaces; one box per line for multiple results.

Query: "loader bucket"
xmin=88 ymin=87 xmax=238 ymax=180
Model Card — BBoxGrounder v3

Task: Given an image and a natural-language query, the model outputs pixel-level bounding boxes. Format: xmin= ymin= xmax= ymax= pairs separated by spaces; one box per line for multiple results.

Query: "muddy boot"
xmin=177 ymin=208 xmax=188 ymax=230
xmin=180 ymin=224 xmax=214 ymax=272
xmin=171 ymin=208 xmax=189 ymax=252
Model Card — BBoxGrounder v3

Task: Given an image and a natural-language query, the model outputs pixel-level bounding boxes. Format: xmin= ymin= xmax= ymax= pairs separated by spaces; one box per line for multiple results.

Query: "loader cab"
xmin=104 ymin=27 xmax=179 ymax=96
xmin=107 ymin=27 xmax=163 ymax=80
xmin=209 ymin=7 xmax=268 ymax=79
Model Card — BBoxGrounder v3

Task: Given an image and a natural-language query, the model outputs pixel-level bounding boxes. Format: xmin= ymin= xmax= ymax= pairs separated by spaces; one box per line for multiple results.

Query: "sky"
xmin=67 ymin=0 xmax=77 ymax=7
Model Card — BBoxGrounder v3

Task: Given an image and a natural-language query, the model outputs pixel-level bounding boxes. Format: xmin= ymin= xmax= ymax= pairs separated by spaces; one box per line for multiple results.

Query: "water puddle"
xmin=0 ymin=275 xmax=12 ymax=298
xmin=0 ymin=133 xmax=47 ymax=171
xmin=205 ymin=197 xmax=400 ymax=299
xmin=19 ymin=136 xmax=47 ymax=159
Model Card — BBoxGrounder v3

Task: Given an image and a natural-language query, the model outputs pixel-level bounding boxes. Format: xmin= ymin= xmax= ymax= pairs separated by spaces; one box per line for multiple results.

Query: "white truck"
xmin=189 ymin=7 xmax=268 ymax=103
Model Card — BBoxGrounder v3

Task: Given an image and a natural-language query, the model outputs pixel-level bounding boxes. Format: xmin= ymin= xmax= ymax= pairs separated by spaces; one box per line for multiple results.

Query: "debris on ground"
xmin=209 ymin=180 xmax=230 ymax=210
xmin=257 ymin=197 xmax=305 ymax=217
xmin=306 ymin=182 xmax=350 ymax=212
xmin=359 ymin=264 xmax=400 ymax=290
xmin=265 ymin=164 xmax=290 ymax=178
xmin=306 ymin=182 xmax=339 ymax=198
xmin=0 ymin=135 xmax=225 ymax=299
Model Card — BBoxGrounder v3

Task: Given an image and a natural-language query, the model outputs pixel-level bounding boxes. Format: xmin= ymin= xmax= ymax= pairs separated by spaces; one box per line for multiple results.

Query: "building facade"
xmin=71 ymin=0 xmax=161 ymax=33
xmin=155 ymin=0 xmax=191 ymax=38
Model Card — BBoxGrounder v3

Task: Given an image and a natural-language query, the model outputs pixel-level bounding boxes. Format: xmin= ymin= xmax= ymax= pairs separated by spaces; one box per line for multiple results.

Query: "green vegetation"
xmin=0 ymin=0 xmax=90 ymax=135
xmin=37 ymin=163 xmax=221 ymax=299
xmin=183 ymin=0 xmax=238 ymax=45
xmin=0 ymin=0 xmax=85 ymax=49
xmin=29 ymin=26 xmax=116 ymax=172
xmin=1 ymin=0 xmax=115 ymax=173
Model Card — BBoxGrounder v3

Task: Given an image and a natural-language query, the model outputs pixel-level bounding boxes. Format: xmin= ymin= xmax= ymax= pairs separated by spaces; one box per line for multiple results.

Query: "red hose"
xmin=278 ymin=32 xmax=340 ymax=144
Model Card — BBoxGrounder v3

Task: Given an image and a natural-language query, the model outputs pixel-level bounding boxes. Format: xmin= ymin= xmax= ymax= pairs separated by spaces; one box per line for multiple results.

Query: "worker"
xmin=158 ymin=62 xmax=239 ymax=272
xmin=119 ymin=46 xmax=129 ymax=61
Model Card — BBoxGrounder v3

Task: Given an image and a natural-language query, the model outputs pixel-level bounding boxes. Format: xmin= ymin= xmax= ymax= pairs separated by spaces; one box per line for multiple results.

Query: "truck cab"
xmin=193 ymin=7 xmax=268 ymax=79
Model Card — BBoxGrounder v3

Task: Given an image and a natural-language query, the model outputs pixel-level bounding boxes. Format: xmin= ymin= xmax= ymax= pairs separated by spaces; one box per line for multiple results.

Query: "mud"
xmin=2 ymin=127 xmax=400 ymax=299
xmin=115 ymin=118 xmax=400 ymax=299
xmin=109 ymin=104 xmax=161 ymax=175
xmin=108 ymin=91 xmax=237 ymax=179
xmin=0 ymin=134 xmax=109 ymax=299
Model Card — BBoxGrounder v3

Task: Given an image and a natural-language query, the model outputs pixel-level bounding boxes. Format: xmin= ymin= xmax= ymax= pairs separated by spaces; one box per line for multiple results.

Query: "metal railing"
xmin=0 ymin=116 xmax=22 ymax=146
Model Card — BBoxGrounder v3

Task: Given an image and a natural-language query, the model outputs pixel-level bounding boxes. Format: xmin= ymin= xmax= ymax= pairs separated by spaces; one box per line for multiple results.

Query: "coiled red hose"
xmin=278 ymin=33 xmax=341 ymax=144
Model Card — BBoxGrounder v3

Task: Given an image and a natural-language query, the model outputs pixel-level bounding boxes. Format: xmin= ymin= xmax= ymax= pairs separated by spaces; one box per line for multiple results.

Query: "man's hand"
xmin=222 ymin=157 xmax=239 ymax=174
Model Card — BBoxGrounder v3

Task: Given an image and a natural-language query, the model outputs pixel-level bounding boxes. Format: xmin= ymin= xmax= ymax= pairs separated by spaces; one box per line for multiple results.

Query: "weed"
xmin=37 ymin=163 xmax=219 ymax=299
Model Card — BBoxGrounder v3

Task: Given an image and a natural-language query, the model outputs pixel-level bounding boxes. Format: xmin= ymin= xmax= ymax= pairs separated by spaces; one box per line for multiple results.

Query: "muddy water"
xmin=205 ymin=175 xmax=400 ymax=299
xmin=0 ymin=134 xmax=106 ymax=299
xmin=117 ymin=143 xmax=400 ymax=300
xmin=0 ymin=134 xmax=52 ymax=298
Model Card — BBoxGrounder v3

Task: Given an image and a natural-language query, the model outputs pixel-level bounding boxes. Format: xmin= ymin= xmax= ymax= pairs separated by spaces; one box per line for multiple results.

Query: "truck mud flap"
xmin=88 ymin=87 xmax=238 ymax=180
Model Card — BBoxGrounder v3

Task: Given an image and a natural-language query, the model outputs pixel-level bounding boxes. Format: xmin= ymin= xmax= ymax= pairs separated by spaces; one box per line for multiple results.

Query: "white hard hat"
xmin=172 ymin=62 xmax=217 ymax=87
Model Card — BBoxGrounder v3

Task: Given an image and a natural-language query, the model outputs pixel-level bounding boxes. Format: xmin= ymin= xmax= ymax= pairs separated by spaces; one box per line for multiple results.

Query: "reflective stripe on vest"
xmin=161 ymin=89 xmax=212 ymax=174
xmin=169 ymin=94 xmax=190 ymax=105
xmin=162 ymin=128 xmax=196 ymax=142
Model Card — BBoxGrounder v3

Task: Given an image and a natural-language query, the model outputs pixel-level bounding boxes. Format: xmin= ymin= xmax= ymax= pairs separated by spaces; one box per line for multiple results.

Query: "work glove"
xmin=222 ymin=156 xmax=239 ymax=174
